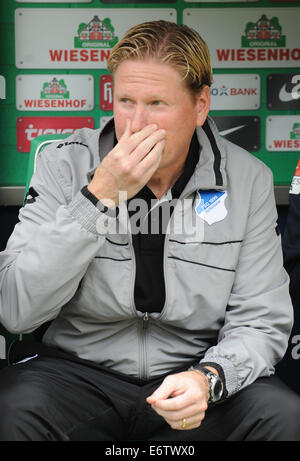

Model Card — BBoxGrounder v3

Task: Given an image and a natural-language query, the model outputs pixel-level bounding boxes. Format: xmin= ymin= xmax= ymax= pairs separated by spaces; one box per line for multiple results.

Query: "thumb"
xmin=146 ymin=377 xmax=175 ymax=405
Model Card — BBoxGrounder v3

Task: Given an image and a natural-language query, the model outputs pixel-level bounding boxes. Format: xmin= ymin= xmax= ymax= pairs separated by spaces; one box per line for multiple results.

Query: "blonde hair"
xmin=107 ymin=20 xmax=213 ymax=94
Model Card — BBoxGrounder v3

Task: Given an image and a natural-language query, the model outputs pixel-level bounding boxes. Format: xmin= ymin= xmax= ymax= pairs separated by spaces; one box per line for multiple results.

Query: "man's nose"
xmin=130 ymin=105 xmax=149 ymax=133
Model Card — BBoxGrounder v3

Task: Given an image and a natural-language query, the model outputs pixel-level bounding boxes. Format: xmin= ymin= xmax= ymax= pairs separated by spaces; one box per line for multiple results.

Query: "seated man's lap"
xmin=0 ymin=355 xmax=129 ymax=440
xmin=0 ymin=354 xmax=299 ymax=441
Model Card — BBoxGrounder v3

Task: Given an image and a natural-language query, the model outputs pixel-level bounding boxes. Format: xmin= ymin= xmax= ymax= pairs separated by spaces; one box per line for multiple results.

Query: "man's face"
xmin=113 ymin=59 xmax=209 ymax=174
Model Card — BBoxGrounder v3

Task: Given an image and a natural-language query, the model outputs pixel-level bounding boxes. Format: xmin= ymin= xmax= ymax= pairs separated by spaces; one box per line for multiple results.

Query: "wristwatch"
xmin=189 ymin=365 xmax=224 ymax=403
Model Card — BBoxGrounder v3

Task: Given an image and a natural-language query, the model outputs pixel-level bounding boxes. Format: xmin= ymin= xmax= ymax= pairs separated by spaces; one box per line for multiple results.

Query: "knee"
xmin=0 ymin=367 xmax=48 ymax=440
xmin=265 ymin=389 xmax=300 ymax=440
xmin=0 ymin=374 xmax=25 ymax=440
xmin=249 ymin=377 xmax=300 ymax=441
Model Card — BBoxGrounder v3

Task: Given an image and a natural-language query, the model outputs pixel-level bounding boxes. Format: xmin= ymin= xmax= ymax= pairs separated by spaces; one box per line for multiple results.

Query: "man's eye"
xmin=152 ymin=101 xmax=163 ymax=106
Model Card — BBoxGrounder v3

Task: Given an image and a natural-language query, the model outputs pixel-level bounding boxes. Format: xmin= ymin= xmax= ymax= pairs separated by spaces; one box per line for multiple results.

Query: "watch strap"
xmin=199 ymin=362 xmax=228 ymax=400
xmin=188 ymin=364 xmax=224 ymax=403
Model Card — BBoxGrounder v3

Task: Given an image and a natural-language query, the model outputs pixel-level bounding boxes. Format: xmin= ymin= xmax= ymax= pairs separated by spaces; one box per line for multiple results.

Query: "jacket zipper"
xmin=128 ymin=191 xmax=207 ymax=376
xmin=140 ymin=311 xmax=149 ymax=380
xmin=127 ymin=226 xmax=150 ymax=380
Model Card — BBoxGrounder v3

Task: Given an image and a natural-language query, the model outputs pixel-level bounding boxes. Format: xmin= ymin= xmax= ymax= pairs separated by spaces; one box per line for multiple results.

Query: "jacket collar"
xmin=86 ymin=117 xmax=115 ymax=182
xmin=179 ymin=117 xmax=227 ymax=198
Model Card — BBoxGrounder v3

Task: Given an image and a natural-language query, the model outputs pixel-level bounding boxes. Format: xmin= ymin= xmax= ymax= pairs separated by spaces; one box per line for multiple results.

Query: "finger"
xmin=121 ymin=124 xmax=159 ymax=154
xmin=146 ymin=386 xmax=171 ymax=406
xmin=134 ymin=140 xmax=164 ymax=181
xmin=124 ymin=119 xmax=131 ymax=136
xmin=146 ymin=374 xmax=178 ymax=405
xmin=150 ymin=391 xmax=190 ymax=412
xmin=168 ymin=412 xmax=206 ymax=431
xmin=132 ymin=129 xmax=166 ymax=162
xmin=151 ymin=399 xmax=196 ymax=421
xmin=138 ymin=139 xmax=165 ymax=172
xmin=150 ymin=386 xmax=208 ymax=417
xmin=118 ymin=119 xmax=131 ymax=141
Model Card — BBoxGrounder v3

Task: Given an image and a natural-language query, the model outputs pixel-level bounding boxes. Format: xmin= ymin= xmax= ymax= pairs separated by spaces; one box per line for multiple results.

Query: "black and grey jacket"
xmin=0 ymin=117 xmax=293 ymax=397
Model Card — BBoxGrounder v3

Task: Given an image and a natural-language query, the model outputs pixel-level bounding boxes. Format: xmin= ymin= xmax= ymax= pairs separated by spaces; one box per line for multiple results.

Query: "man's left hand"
xmin=146 ymin=370 xmax=209 ymax=430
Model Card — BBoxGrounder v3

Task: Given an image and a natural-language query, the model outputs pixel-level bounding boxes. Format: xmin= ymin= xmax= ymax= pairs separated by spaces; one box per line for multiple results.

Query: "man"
xmin=0 ymin=20 xmax=299 ymax=441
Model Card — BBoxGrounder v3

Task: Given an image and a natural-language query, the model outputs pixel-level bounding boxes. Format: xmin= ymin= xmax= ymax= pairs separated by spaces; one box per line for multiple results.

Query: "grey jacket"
xmin=0 ymin=117 xmax=293 ymax=396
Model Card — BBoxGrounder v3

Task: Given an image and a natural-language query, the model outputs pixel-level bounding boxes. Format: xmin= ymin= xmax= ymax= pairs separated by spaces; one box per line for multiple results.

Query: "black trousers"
xmin=0 ymin=351 xmax=300 ymax=441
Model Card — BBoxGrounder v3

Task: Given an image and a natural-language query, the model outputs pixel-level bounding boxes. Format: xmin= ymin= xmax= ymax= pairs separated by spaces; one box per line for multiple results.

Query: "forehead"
xmin=113 ymin=59 xmax=185 ymax=93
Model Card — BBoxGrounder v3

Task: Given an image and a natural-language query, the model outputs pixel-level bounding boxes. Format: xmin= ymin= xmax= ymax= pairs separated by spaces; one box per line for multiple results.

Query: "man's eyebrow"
xmin=114 ymin=92 xmax=131 ymax=98
xmin=116 ymin=92 xmax=165 ymax=100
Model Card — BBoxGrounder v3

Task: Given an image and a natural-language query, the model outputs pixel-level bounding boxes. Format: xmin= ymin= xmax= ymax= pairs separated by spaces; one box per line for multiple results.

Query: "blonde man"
xmin=0 ymin=21 xmax=299 ymax=441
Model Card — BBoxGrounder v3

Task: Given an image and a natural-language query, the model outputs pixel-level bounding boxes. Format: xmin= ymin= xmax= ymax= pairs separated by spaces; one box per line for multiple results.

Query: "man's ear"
xmin=195 ymin=85 xmax=211 ymax=127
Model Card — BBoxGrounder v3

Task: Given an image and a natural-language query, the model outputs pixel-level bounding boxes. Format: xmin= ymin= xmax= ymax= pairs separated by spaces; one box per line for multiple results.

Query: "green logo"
xmin=290 ymin=123 xmax=300 ymax=140
xmin=40 ymin=78 xmax=70 ymax=99
xmin=241 ymin=14 xmax=286 ymax=48
xmin=74 ymin=16 xmax=118 ymax=49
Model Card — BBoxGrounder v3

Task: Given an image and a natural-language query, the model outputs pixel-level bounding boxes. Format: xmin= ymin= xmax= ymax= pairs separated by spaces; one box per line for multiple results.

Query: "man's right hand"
xmin=87 ymin=120 xmax=166 ymax=208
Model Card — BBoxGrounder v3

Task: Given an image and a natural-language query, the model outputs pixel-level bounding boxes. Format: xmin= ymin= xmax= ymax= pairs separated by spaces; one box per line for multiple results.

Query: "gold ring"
xmin=181 ymin=418 xmax=187 ymax=429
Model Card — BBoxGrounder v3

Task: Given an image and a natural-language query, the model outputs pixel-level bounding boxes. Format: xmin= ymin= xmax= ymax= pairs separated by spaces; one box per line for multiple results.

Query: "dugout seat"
xmin=23 ymin=133 xmax=71 ymax=204
xmin=0 ymin=133 xmax=71 ymax=369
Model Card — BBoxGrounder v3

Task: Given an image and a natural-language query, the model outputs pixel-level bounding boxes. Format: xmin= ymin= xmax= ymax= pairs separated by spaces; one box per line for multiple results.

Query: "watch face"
xmin=212 ymin=378 xmax=223 ymax=401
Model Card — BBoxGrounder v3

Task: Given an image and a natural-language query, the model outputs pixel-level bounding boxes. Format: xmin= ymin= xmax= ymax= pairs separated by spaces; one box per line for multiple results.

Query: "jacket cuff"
xmin=67 ymin=190 xmax=102 ymax=235
xmin=200 ymin=356 xmax=240 ymax=397
xmin=81 ymin=184 xmax=99 ymax=207
xmin=199 ymin=361 xmax=228 ymax=400
xmin=68 ymin=189 xmax=119 ymax=236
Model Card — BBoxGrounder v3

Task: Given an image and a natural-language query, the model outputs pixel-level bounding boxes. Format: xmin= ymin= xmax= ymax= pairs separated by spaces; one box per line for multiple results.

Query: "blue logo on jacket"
xmin=195 ymin=190 xmax=228 ymax=225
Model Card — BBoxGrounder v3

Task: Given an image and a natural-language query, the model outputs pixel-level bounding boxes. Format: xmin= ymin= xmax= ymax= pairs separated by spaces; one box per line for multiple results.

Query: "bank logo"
xmin=210 ymin=74 xmax=260 ymax=110
xmin=41 ymin=78 xmax=70 ymax=99
xmin=242 ymin=14 xmax=286 ymax=48
xmin=211 ymin=85 xmax=258 ymax=97
xmin=211 ymin=85 xmax=228 ymax=96
xmin=74 ymin=16 xmax=118 ymax=49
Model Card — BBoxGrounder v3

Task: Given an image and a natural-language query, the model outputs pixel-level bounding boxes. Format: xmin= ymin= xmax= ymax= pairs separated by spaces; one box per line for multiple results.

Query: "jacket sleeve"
xmin=201 ymin=166 xmax=294 ymax=396
xmin=283 ymin=192 xmax=300 ymax=307
xmin=0 ymin=146 xmax=105 ymax=334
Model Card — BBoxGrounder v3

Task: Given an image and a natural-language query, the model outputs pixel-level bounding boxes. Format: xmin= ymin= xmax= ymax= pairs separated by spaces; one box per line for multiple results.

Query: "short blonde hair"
xmin=107 ymin=20 xmax=213 ymax=95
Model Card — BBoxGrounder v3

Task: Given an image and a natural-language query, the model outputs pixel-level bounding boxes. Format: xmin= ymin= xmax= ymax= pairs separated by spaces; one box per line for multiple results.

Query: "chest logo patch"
xmin=195 ymin=190 xmax=228 ymax=225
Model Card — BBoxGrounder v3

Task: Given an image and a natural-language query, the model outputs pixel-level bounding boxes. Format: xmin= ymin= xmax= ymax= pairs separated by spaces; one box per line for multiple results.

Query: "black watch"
xmin=189 ymin=365 xmax=224 ymax=403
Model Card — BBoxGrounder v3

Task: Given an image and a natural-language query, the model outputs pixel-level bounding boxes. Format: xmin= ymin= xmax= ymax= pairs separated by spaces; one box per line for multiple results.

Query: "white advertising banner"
xmin=184 ymin=0 xmax=258 ymax=2
xmin=183 ymin=8 xmax=300 ymax=68
xmin=16 ymin=74 xmax=94 ymax=111
xmin=266 ymin=116 xmax=300 ymax=151
xmin=0 ymin=76 xmax=5 ymax=100
xmin=16 ymin=0 xmax=92 ymax=2
xmin=210 ymin=74 xmax=260 ymax=110
xmin=15 ymin=8 xmax=176 ymax=69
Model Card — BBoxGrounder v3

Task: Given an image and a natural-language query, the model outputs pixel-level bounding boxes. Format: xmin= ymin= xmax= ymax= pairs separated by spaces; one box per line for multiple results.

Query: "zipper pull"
xmin=143 ymin=312 xmax=149 ymax=329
